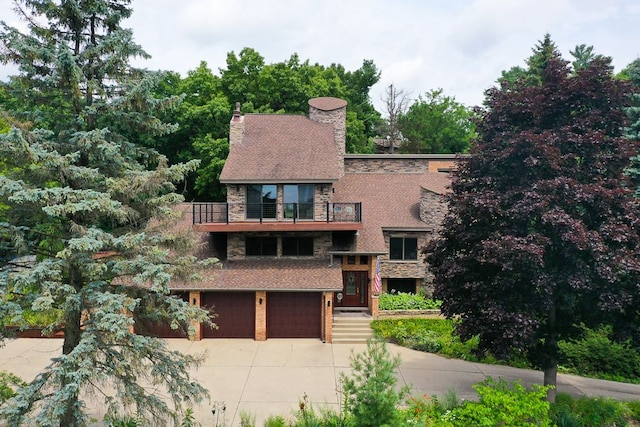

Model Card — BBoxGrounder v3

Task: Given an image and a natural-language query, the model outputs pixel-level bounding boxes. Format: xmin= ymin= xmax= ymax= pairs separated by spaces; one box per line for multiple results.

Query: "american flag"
xmin=373 ymin=257 xmax=382 ymax=294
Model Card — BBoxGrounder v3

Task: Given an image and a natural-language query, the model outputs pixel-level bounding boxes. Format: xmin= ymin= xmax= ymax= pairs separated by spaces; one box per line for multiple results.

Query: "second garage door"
xmin=202 ymin=292 xmax=255 ymax=338
xmin=267 ymin=292 xmax=321 ymax=338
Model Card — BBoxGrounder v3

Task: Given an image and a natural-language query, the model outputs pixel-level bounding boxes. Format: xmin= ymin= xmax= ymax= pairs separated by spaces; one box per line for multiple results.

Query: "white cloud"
xmin=1 ymin=0 xmax=638 ymax=112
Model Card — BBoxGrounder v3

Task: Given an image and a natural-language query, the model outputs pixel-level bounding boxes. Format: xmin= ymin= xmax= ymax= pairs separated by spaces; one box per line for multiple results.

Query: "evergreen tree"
xmin=425 ymin=52 xmax=640 ymax=403
xmin=498 ymin=33 xmax=561 ymax=89
xmin=0 ymin=1 xmax=212 ymax=425
xmin=623 ymin=59 xmax=640 ymax=196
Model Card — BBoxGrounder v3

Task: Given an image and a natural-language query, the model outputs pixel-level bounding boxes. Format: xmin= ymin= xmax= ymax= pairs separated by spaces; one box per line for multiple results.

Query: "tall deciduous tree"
xmin=0 ymin=1 xmax=212 ymax=425
xmin=378 ymin=84 xmax=410 ymax=154
xmin=397 ymin=88 xmax=475 ymax=154
xmin=425 ymin=52 xmax=640 ymax=402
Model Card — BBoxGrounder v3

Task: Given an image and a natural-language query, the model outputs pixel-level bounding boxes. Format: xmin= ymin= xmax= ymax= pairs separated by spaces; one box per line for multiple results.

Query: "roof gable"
xmin=220 ymin=114 xmax=342 ymax=183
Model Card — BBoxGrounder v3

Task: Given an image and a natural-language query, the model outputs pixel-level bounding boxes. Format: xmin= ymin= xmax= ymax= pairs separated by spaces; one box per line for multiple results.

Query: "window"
xmin=389 ymin=237 xmax=418 ymax=260
xmin=247 ymin=184 xmax=277 ymax=219
xmin=283 ymin=184 xmax=314 ymax=220
xmin=387 ymin=278 xmax=417 ymax=294
xmin=359 ymin=256 xmax=369 ymax=265
xmin=282 ymin=237 xmax=313 ymax=256
xmin=246 ymin=236 xmax=277 ymax=256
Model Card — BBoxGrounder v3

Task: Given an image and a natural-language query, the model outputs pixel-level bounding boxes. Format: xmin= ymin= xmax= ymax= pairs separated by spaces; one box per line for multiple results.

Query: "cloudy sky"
xmin=1 ymin=0 xmax=639 ymax=112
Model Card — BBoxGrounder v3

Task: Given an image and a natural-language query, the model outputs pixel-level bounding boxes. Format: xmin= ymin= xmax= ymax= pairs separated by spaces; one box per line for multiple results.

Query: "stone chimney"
xmin=308 ymin=97 xmax=347 ymax=176
xmin=229 ymin=101 xmax=244 ymax=146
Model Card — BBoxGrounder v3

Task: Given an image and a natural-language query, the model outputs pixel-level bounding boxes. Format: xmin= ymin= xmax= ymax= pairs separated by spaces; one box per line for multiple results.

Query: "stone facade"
xmin=309 ymin=101 xmax=346 ymax=177
xmin=419 ymin=189 xmax=447 ymax=231
xmin=344 ymin=155 xmax=458 ymax=175
xmin=229 ymin=103 xmax=244 ymax=147
xmin=344 ymin=157 xmax=431 ymax=174
xmin=227 ymin=231 xmax=333 ymax=260
xmin=225 ymin=184 xmax=334 ymax=223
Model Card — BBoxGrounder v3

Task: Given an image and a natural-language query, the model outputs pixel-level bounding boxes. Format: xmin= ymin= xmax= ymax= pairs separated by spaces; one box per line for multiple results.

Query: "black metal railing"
xmin=192 ymin=202 xmax=362 ymax=224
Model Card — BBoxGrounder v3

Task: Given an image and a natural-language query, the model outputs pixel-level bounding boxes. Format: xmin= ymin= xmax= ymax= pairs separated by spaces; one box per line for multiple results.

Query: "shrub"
xmin=558 ymin=325 xmax=640 ymax=382
xmin=400 ymin=394 xmax=444 ymax=425
xmin=550 ymin=393 xmax=631 ymax=427
xmin=263 ymin=415 xmax=287 ymax=427
xmin=378 ymin=292 xmax=441 ymax=311
xmin=341 ymin=339 xmax=410 ymax=427
xmin=371 ymin=318 xmax=479 ymax=360
xmin=441 ymin=377 xmax=552 ymax=427
xmin=627 ymin=400 xmax=640 ymax=421
xmin=0 ymin=371 xmax=25 ymax=404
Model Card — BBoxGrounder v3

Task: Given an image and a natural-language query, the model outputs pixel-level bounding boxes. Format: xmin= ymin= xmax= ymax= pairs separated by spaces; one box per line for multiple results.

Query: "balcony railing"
xmin=192 ymin=202 xmax=362 ymax=224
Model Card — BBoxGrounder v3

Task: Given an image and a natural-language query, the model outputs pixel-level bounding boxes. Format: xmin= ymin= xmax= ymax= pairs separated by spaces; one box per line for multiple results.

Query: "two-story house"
xmin=154 ymin=97 xmax=453 ymax=342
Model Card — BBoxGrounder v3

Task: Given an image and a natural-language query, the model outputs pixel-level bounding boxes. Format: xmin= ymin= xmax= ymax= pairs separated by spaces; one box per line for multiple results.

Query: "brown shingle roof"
xmin=332 ymin=173 xmax=450 ymax=253
xmin=171 ymin=258 xmax=343 ymax=291
xmin=220 ymin=114 xmax=341 ymax=183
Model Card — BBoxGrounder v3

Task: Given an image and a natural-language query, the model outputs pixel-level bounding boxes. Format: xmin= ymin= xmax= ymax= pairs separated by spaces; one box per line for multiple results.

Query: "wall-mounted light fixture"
xmin=259 ymin=297 xmax=263 ymax=305
xmin=192 ymin=298 xmax=197 ymax=305
xmin=327 ymin=300 xmax=331 ymax=307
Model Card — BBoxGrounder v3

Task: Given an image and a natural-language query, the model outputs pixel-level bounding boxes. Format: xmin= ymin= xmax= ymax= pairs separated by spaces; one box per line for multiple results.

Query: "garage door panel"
xmin=267 ymin=292 xmax=321 ymax=338
xmin=202 ymin=292 xmax=255 ymax=338
xmin=134 ymin=292 xmax=189 ymax=338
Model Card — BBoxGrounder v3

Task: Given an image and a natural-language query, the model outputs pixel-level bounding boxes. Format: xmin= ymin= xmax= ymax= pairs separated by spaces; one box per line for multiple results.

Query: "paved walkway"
xmin=0 ymin=338 xmax=639 ymax=426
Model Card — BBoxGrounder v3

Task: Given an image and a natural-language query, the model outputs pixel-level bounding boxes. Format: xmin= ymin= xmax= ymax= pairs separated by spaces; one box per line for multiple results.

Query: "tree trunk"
xmin=61 ymin=268 xmax=83 ymax=427
xmin=543 ymin=301 xmax=558 ymax=403
xmin=543 ymin=355 xmax=558 ymax=403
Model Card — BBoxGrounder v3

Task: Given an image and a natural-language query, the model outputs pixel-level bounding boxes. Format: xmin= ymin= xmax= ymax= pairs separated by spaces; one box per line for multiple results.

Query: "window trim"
xmin=389 ymin=236 xmax=418 ymax=261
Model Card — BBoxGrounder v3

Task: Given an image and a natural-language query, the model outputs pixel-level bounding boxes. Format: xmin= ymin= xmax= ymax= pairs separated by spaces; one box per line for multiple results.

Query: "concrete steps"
xmin=332 ymin=314 xmax=374 ymax=344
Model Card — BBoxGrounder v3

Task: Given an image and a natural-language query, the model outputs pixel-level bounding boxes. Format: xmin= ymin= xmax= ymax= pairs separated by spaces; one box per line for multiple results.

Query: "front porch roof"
xmin=169 ymin=258 xmax=343 ymax=292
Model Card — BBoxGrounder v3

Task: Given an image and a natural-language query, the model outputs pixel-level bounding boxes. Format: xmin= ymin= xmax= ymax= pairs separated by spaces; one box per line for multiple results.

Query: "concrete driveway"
xmin=1 ymin=338 xmax=639 ymax=426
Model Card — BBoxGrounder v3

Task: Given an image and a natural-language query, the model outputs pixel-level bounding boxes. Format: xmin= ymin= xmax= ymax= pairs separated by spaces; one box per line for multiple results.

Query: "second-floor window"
xmin=389 ymin=237 xmax=418 ymax=260
xmin=283 ymin=184 xmax=314 ymax=220
xmin=247 ymin=184 xmax=276 ymax=219
xmin=282 ymin=236 xmax=313 ymax=256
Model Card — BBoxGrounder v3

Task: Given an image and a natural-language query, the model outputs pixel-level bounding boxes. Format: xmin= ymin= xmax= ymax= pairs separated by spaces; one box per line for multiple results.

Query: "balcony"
xmin=192 ymin=202 xmax=363 ymax=233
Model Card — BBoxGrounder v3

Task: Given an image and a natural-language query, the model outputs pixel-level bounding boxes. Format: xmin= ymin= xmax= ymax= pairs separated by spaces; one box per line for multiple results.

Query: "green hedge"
xmin=378 ymin=292 xmax=441 ymax=310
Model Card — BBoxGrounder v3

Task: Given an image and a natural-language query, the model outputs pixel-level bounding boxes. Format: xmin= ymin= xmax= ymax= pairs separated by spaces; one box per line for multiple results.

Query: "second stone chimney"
xmin=308 ymin=97 xmax=347 ymax=176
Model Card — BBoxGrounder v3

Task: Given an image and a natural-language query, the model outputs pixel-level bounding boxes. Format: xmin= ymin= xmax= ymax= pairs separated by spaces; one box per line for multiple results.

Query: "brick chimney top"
xmin=232 ymin=102 xmax=241 ymax=120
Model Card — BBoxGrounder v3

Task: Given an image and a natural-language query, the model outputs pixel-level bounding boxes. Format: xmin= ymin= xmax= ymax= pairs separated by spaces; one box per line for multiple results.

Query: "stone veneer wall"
xmin=308 ymin=105 xmax=346 ymax=177
xmin=344 ymin=157 xmax=431 ymax=174
xmin=226 ymin=184 xmax=245 ymax=222
xmin=227 ymin=231 xmax=332 ymax=260
xmin=344 ymin=156 xmax=458 ymax=174
xmin=380 ymin=231 xmax=432 ymax=295
xmin=225 ymin=184 xmax=332 ymax=222
xmin=419 ymin=189 xmax=447 ymax=231
xmin=380 ymin=231 xmax=430 ymax=278
xmin=229 ymin=108 xmax=244 ymax=146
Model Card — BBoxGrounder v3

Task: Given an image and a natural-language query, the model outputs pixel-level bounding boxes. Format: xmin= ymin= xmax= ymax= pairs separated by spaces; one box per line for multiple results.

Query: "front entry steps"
xmin=332 ymin=309 xmax=374 ymax=344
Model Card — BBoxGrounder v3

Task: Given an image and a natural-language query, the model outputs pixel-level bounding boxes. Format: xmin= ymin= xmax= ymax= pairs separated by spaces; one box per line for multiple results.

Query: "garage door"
xmin=202 ymin=292 xmax=255 ymax=338
xmin=267 ymin=292 xmax=321 ymax=338
xmin=135 ymin=292 xmax=189 ymax=338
